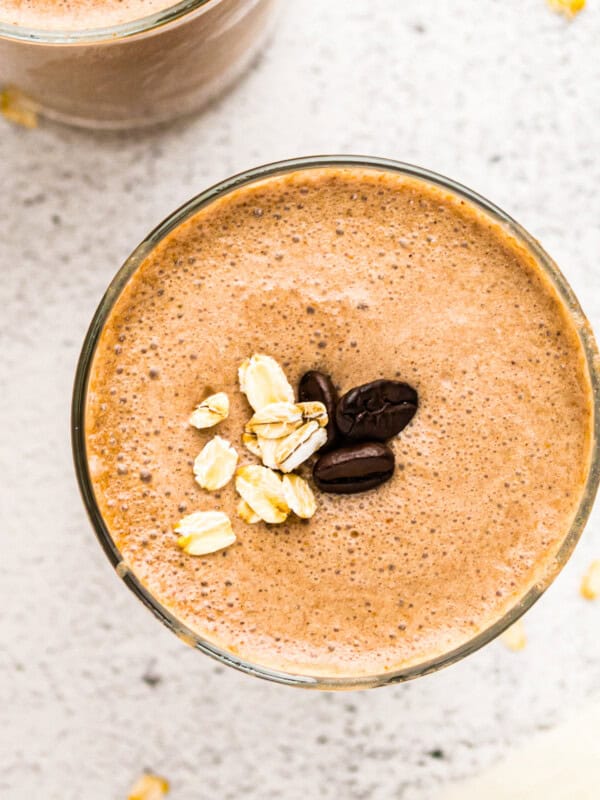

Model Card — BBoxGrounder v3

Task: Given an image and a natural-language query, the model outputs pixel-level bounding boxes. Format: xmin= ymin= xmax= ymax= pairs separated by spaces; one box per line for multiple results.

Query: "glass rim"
xmin=72 ymin=154 xmax=600 ymax=690
xmin=0 ymin=0 xmax=216 ymax=44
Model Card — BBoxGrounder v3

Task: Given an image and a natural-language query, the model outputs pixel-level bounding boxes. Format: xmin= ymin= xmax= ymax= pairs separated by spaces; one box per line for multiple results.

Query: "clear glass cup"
xmin=72 ymin=156 xmax=600 ymax=689
xmin=0 ymin=0 xmax=279 ymax=129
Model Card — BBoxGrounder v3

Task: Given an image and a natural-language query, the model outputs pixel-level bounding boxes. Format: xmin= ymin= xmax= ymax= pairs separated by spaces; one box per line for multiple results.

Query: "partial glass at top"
xmin=72 ymin=157 xmax=600 ymax=689
xmin=0 ymin=0 xmax=280 ymax=128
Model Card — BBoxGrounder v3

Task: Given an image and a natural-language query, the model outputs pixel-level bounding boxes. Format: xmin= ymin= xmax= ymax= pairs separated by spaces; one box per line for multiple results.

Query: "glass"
xmin=72 ymin=156 xmax=600 ymax=689
xmin=0 ymin=0 xmax=279 ymax=128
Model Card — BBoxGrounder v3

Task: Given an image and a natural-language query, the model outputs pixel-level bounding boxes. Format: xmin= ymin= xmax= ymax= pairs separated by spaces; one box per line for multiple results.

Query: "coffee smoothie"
xmin=81 ymin=163 xmax=595 ymax=680
xmin=0 ymin=0 xmax=278 ymax=128
xmin=2 ymin=0 xmax=195 ymax=29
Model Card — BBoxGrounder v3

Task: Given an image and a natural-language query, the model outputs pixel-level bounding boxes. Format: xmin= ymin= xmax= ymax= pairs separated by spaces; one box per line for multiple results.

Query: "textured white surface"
xmin=440 ymin=701 xmax=600 ymax=799
xmin=1 ymin=2 xmax=600 ymax=798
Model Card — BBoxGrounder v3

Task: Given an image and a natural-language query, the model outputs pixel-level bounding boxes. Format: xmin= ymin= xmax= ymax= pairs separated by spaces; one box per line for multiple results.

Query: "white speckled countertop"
xmin=1 ymin=2 xmax=600 ymax=798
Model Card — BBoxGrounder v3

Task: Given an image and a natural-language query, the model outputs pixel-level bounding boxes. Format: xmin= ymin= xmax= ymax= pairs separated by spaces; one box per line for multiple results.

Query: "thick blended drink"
xmin=76 ymin=159 xmax=598 ymax=686
xmin=0 ymin=0 xmax=278 ymax=128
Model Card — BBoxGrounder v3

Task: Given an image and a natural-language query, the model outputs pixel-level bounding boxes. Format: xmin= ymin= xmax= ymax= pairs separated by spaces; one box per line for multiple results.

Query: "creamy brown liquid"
xmin=1 ymin=0 xmax=178 ymax=30
xmin=85 ymin=167 xmax=593 ymax=678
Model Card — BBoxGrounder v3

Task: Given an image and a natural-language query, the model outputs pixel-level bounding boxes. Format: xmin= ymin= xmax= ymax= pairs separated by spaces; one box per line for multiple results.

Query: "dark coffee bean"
xmin=313 ymin=442 xmax=395 ymax=494
xmin=336 ymin=379 xmax=418 ymax=441
xmin=299 ymin=370 xmax=339 ymax=450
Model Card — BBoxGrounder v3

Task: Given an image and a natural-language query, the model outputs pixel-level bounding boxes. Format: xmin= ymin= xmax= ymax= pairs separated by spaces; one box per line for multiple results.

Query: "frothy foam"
xmin=85 ymin=167 xmax=593 ymax=678
xmin=0 ymin=0 xmax=177 ymax=30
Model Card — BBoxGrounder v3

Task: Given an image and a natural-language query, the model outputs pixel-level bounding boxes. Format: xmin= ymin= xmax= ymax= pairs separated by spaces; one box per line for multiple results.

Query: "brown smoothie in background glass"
xmin=0 ymin=0 xmax=278 ymax=128
xmin=79 ymin=161 xmax=596 ymax=683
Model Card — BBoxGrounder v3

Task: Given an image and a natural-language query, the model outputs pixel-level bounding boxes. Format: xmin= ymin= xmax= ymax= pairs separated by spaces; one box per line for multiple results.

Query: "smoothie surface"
xmin=85 ymin=166 xmax=593 ymax=677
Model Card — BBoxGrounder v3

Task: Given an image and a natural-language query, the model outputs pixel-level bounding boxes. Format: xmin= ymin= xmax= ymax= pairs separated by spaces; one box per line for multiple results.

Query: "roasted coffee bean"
xmin=299 ymin=370 xmax=339 ymax=450
xmin=313 ymin=442 xmax=395 ymax=494
xmin=336 ymin=379 xmax=418 ymax=441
